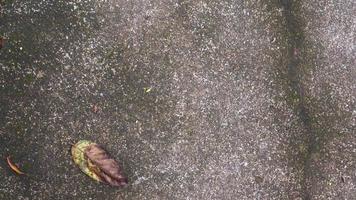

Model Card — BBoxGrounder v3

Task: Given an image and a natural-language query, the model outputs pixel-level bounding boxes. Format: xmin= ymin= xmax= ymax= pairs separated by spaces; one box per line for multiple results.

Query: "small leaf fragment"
xmin=341 ymin=176 xmax=345 ymax=183
xmin=92 ymin=104 xmax=99 ymax=113
xmin=254 ymin=175 xmax=263 ymax=184
xmin=144 ymin=87 xmax=152 ymax=93
xmin=0 ymin=37 xmax=5 ymax=49
xmin=71 ymin=140 xmax=128 ymax=187
xmin=6 ymin=156 xmax=26 ymax=175
xmin=36 ymin=70 xmax=45 ymax=79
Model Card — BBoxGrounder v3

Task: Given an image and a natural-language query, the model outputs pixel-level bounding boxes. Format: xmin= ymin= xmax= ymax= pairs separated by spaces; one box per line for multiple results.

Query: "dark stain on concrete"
xmin=278 ymin=0 xmax=328 ymax=199
xmin=278 ymin=0 xmax=311 ymax=199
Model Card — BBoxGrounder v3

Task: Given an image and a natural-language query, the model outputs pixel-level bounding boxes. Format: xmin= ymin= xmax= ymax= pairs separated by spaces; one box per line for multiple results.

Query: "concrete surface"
xmin=0 ymin=0 xmax=355 ymax=199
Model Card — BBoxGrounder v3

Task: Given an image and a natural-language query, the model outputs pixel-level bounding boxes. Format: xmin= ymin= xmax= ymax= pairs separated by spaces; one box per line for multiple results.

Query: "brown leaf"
xmin=6 ymin=156 xmax=26 ymax=175
xmin=0 ymin=37 xmax=5 ymax=49
xmin=84 ymin=144 xmax=128 ymax=187
xmin=254 ymin=175 xmax=263 ymax=184
xmin=92 ymin=104 xmax=99 ymax=113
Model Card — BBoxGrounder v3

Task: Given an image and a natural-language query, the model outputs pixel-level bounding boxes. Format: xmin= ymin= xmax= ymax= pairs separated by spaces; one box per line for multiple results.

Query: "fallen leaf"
xmin=6 ymin=156 xmax=26 ymax=175
xmin=71 ymin=141 xmax=102 ymax=182
xmin=254 ymin=175 xmax=263 ymax=184
xmin=0 ymin=37 xmax=5 ymax=49
xmin=341 ymin=176 xmax=345 ymax=183
xmin=36 ymin=70 xmax=45 ymax=79
xmin=92 ymin=104 xmax=99 ymax=113
xmin=71 ymin=140 xmax=128 ymax=187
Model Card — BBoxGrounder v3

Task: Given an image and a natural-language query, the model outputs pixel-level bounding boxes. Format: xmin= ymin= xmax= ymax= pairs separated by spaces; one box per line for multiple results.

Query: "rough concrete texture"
xmin=0 ymin=0 xmax=355 ymax=199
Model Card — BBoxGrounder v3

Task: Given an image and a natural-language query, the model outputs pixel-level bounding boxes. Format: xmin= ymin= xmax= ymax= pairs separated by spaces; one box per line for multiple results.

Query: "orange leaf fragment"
xmin=6 ymin=156 xmax=26 ymax=175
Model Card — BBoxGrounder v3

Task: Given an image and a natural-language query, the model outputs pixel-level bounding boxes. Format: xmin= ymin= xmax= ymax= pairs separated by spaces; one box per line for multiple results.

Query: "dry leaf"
xmin=92 ymin=105 xmax=99 ymax=113
xmin=71 ymin=140 xmax=102 ymax=182
xmin=36 ymin=70 xmax=45 ymax=79
xmin=0 ymin=37 xmax=5 ymax=49
xmin=254 ymin=175 xmax=263 ymax=184
xmin=85 ymin=144 xmax=128 ymax=187
xmin=341 ymin=176 xmax=345 ymax=183
xmin=6 ymin=156 xmax=26 ymax=175
xmin=71 ymin=140 xmax=128 ymax=187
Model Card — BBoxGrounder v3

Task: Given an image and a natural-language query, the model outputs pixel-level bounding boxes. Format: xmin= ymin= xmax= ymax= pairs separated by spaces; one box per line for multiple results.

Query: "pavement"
xmin=0 ymin=0 xmax=355 ymax=199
